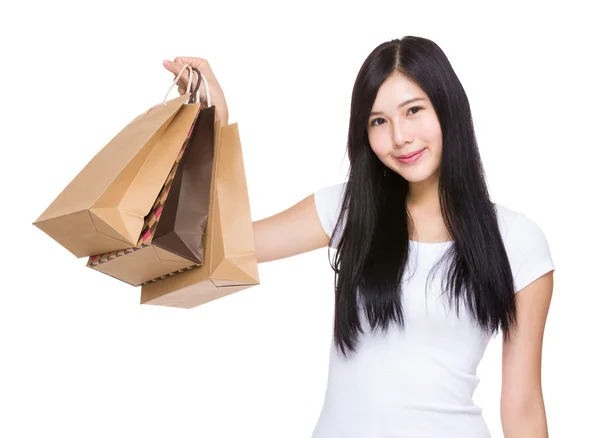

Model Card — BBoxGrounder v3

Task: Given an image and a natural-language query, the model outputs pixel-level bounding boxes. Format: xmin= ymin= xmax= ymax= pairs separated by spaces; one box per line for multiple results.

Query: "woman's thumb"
xmin=162 ymin=60 xmax=175 ymax=71
xmin=163 ymin=59 xmax=187 ymax=72
xmin=163 ymin=59 xmax=191 ymax=85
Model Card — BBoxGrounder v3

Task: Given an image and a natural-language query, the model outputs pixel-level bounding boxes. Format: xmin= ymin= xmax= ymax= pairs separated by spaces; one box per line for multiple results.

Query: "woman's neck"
xmin=406 ymin=174 xmax=452 ymax=242
xmin=406 ymin=174 xmax=441 ymax=214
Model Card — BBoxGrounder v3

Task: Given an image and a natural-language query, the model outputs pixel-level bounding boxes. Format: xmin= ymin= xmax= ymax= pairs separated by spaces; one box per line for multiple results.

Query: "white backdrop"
xmin=1 ymin=1 xmax=598 ymax=437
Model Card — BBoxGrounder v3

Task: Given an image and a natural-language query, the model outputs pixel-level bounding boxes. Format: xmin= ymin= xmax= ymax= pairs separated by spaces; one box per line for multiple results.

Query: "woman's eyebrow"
xmin=370 ymin=97 xmax=427 ymax=116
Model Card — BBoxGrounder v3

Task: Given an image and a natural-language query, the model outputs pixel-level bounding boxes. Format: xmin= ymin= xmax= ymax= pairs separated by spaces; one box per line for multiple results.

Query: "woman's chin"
xmin=390 ymin=162 xmax=438 ymax=183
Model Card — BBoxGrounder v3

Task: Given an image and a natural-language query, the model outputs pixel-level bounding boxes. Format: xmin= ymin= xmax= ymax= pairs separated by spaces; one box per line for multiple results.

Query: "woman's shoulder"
xmin=314 ymin=181 xmax=347 ymax=197
xmin=493 ymin=203 xmax=547 ymax=242
xmin=493 ymin=203 xmax=554 ymax=292
xmin=313 ymin=181 xmax=348 ymax=214
xmin=493 ymin=203 xmax=522 ymax=237
xmin=313 ymin=181 xmax=348 ymax=242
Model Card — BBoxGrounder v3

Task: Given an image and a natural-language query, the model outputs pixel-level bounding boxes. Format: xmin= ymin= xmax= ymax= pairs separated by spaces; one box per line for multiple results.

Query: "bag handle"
xmin=162 ymin=64 xmax=194 ymax=103
xmin=187 ymin=69 xmax=202 ymax=104
xmin=190 ymin=67 xmax=212 ymax=108
xmin=162 ymin=64 xmax=212 ymax=107
xmin=143 ymin=64 xmax=213 ymax=115
xmin=192 ymin=67 xmax=212 ymax=108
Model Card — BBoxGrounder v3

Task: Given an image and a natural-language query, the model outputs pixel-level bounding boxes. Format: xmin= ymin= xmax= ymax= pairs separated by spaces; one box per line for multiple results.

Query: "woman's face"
xmin=367 ymin=71 xmax=443 ymax=183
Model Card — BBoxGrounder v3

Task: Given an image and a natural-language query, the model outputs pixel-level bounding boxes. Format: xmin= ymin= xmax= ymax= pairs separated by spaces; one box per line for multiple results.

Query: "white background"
xmin=1 ymin=1 xmax=598 ymax=437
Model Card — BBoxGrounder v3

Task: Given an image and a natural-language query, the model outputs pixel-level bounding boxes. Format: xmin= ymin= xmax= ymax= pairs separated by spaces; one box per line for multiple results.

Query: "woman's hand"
xmin=162 ymin=57 xmax=229 ymax=125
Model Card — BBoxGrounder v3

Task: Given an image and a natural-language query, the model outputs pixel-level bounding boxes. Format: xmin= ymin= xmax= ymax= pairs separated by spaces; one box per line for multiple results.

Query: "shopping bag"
xmin=140 ymin=122 xmax=260 ymax=309
xmin=87 ymin=104 xmax=216 ymax=286
xmin=33 ymin=65 xmax=204 ymax=258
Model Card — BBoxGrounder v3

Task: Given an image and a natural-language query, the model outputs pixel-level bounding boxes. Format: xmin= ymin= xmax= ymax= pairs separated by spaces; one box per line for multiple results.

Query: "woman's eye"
xmin=370 ymin=107 xmax=423 ymax=126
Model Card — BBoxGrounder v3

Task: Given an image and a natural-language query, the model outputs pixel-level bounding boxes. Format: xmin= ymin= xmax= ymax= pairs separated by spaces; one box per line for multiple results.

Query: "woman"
xmin=163 ymin=36 xmax=554 ymax=438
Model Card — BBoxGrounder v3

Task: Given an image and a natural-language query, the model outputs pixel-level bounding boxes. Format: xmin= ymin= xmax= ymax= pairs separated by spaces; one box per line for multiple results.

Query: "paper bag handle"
xmin=187 ymin=69 xmax=202 ymax=104
xmin=162 ymin=64 xmax=212 ymax=108
xmin=189 ymin=67 xmax=212 ymax=108
xmin=162 ymin=64 xmax=194 ymax=103
xmin=143 ymin=64 xmax=213 ymax=116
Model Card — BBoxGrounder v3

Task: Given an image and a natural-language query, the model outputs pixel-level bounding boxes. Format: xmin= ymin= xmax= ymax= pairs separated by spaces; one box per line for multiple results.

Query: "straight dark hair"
xmin=329 ymin=36 xmax=517 ymax=357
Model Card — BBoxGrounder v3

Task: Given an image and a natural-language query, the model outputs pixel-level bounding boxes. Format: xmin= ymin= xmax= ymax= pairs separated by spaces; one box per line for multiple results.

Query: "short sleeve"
xmin=313 ymin=182 xmax=346 ymax=248
xmin=508 ymin=213 xmax=555 ymax=293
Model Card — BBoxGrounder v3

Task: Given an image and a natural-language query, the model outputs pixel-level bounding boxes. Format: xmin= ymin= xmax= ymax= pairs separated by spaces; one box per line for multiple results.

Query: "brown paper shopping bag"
xmin=33 ymin=65 xmax=204 ymax=258
xmin=87 ymin=104 xmax=216 ymax=286
xmin=140 ymin=122 xmax=260 ymax=309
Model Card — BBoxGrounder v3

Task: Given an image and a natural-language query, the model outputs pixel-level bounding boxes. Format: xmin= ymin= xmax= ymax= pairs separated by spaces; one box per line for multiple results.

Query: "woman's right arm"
xmin=253 ymin=194 xmax=330 ymax=263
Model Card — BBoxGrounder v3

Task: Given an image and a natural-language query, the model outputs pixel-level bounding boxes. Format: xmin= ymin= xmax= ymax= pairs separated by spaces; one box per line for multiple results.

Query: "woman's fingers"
xmin=173 ymin=57 xmax=215 ymax=80
xmin=163 ymin=60 xmax=194 ymax=92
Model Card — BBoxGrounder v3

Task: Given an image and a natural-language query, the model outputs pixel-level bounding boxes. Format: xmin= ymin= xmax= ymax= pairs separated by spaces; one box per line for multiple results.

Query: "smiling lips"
xmin=397 ymin=148 xmax=425 ymax=159
xmin=395 ymin=148 xmax=426 ymax=163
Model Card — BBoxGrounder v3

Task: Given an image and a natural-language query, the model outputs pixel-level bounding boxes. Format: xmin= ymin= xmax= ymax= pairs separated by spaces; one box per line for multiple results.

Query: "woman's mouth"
xmin=396 ymin=148 xmax=425 ymax=164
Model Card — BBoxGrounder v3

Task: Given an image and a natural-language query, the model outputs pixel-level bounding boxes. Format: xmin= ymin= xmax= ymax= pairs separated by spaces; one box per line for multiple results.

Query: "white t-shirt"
xmin=311 ymin=182 xmax=555 ymax=438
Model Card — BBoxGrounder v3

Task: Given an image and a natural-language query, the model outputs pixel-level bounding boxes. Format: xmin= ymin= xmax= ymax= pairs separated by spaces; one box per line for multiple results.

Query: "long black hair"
xmin=329 ymin=36 xmax=517 ymax=357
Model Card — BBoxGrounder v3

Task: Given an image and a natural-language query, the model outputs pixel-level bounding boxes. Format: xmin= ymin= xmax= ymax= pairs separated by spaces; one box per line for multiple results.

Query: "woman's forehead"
xmin=372 ymin=75 xmax=429 ymax=110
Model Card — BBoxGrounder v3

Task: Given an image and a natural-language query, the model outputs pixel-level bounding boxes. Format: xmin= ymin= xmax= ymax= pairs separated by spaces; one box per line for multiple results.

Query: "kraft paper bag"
xmin=140 ymin=122 xmax=260 ymax=309
xmin=33 ymin=65 xmax=203 ymax=258
xmin=86 ymin=105 xmax=216 ymax=286
xmin=152 ymin=105 xmax=215 ymax=264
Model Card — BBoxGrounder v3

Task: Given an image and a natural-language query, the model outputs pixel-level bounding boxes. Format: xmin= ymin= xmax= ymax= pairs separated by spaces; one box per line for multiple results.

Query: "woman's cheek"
xmin=368 ymin=131 xmax=388 ymax=156
xmin=420 ymin=116 xmax=442 ymax=140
